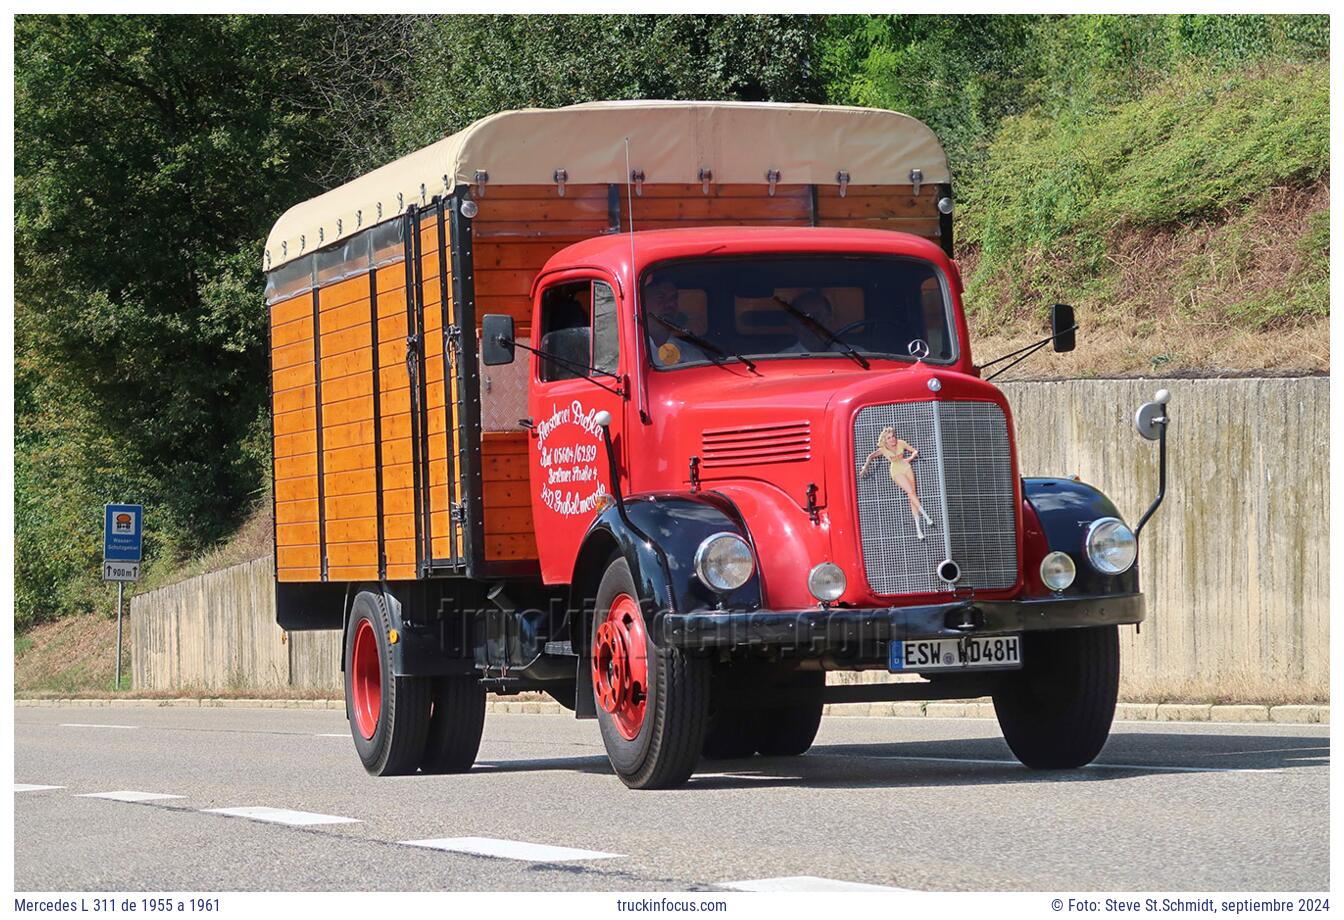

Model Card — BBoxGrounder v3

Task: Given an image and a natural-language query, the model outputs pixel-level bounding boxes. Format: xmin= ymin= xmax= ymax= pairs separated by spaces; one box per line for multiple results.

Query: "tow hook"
xmin=945 ymin=604 xmax=983 ymax=632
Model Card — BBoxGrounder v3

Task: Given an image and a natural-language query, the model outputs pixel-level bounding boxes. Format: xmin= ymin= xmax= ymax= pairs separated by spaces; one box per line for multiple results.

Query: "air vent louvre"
xmin=701 ymin=420 xmax=811 ymax=469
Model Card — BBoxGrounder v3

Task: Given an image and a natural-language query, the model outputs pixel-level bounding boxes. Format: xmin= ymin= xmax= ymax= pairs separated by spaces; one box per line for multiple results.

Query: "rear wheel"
xmin=993 ymin=625 xmax=1119 ymax=769
xmin=754 ymin=671 xmax=824 ymax=757
xmin=344 ymin=591 xmax=431 ymax=776
xmin=419 ymin=675 xmax=486 ymax=774
xmin=592 ymin=558 xmax=709 ymax=789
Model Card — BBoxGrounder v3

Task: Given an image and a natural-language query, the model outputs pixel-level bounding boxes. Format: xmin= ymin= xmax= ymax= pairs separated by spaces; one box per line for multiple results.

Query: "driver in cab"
xmin=644 ymin=277 xmax=707 ymax=367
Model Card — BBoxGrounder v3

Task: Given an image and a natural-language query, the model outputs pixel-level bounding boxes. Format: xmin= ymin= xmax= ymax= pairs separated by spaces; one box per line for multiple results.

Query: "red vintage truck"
xmin=263 ymin=101 xmax=1167 ymax=788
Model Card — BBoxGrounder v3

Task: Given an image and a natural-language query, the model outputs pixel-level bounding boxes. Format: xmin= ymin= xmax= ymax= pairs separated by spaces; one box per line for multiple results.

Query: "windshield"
xmin=640 ymin=255 xmax=957 ymax=369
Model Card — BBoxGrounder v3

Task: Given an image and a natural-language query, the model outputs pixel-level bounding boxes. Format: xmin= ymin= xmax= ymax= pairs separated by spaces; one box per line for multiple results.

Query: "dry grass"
xmin=966 ymin=181 xmax=1330 ymax=380
xmin=15 ymin=613 xmax=127 ymax=694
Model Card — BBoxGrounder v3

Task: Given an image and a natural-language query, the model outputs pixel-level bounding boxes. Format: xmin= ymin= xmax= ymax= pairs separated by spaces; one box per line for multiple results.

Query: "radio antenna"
xmin=623 ymin=137 xmax=637 ymax=274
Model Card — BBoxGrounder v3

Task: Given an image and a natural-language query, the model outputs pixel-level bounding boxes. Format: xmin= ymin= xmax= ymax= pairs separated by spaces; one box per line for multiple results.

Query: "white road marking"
xmin=400 ymin=836 xmax=622 ymax=862
xmin=204 ymin=806 xmax=360 ymax=826
xmin=316 ymin=733 xmax=349 ymax=737
xmin=78 ymin=791 xmax=184 ymax=802
xmin=15 ymin=784 xmax=65 ymax=793
xmin=59 ymin=723 xmax=138 ymax=729
xmin=721 ymin=875 xmax=906 ymax=892
xmin=692 ymin=773 xmax=795 ymax=782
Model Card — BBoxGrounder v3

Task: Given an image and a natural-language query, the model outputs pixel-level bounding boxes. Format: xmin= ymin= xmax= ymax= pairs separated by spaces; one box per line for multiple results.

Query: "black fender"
xmin=1024 ymin=477 xmax=1140 ymax=596
xmin=569 ymin=491 xmax=764 ymax=645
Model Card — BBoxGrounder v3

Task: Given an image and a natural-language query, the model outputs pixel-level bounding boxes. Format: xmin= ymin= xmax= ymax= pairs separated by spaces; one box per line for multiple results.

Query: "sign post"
xmin=103 ymin=504 xmax=143 ymax=690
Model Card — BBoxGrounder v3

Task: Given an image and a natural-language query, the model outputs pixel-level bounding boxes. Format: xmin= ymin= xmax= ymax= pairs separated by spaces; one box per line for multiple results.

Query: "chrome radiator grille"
xmin=853 ymin=401 xmax=1017 ymax=595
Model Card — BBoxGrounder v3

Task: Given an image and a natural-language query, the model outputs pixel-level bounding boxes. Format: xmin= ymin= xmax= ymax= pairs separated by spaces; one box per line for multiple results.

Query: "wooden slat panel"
xmin=278 ymin=566 xmax=321 ymax=583
xmin=376 ymin=262 xmax=408 ymax=295
xmin=483 ymin=480 xmax=530 ymax=505
xmin=474 ymin=184 xmax=608 ymax=201
xmin=275 ymin=430 xmax=317 ymax=459
xmin=326 ymin=493 xmax=377 ymax=521
xmin=324 ymin=417 xmax=376 ymax=451
xmin=475 ymin=241 xmax=575 ymax=270
xmin=814 ymin=188 xmax=940 ymax=220
xmin=273 ymin=407 xmax=315 ymax=437
xmin=273 ymin=365 xmax=315 ymax=394
xmin=319 ymin=321 xmax=374 ymax=360
xmin=324 ymin=443 xmax=377 ymax=475
xmin=377 ymin=286 xmax=408 ymax=318
xmin=275 ymin=476 xmax=319 ymax=502
xmin=273 ymin=387 xmax=316 ymax=415
xmin=319 ymin=298 xmax=372 ymax=337
xmin=272 ymin=315 xmax=312 ymax=348
xmin=327 ymin=564 xmax=380 ymax=582
xmin=326 ymin=517 xmax=378 ymax=544
xmin=274 ymin=453 xmax=317 ymax=480
xmin=275 ymin=498 xmax=319 ymax=525
xmin=277 ymin=522 xmax=320 ymax=546
xmin=325 ymin=468 xmax=377 ymax=497
xmin=487 ymin=534 xmax=539 ymax=560
xmin=622 ymin=196 xmax=808 ymax=221
xmin=322 ymin=373 xmax=375 ymax=407
xmin=384 ymin=537 xmax=415 ymax=570
xmin=632 ymin=183 xmax=811 ymax=199
xmin=474 ymin=197 xmax=609 ymax=222
xmin=321 ymin=348 xmax=373 ymax=381
xmin=270 ymin=294 xmax=312 ymax=325
xmin=327 ymin=542 xmax=379 ymax=568
xmin=318 ymin=275 xmax=369 ymax=312
xmin=484 ymin=506 xmax=534 ymax=533
xmin=277 ymin=545 xmax=320 ymax=569
xmin=482 ymin=452 xmax=529 ymax=482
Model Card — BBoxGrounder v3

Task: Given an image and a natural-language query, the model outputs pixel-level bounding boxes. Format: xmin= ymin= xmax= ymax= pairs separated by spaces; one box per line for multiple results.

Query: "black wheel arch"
xmin=1024 ymin=477 xmax=1140 ymax=596
xmin=568 ymin=491 xmax=763 ymax=652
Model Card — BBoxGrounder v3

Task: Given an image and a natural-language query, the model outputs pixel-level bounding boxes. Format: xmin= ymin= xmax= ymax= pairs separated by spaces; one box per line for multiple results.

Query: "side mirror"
xmin=481 ymin=314 xmax=516 ymax=366
xmin=1051 ymin=304 xmax=1076 ymax=353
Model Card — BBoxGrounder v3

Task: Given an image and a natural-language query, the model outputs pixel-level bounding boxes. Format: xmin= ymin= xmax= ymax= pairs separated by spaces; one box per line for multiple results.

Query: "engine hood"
xmin=638 ymin=356 xmax=1007 ymax=500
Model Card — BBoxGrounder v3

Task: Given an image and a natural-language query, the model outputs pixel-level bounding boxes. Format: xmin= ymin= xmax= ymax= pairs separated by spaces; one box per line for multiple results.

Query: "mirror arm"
xmin=984 ymin=338 xmax=1052 ymax=381
xmin=502 ymin=336 xmax=626 ymax=399
xmin=979 ymin=324 xmax=1079 ymax=372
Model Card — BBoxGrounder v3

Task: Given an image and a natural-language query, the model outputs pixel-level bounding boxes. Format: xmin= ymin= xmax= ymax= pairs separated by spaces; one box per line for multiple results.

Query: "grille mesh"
xmin=853 ymin=400 xmax=1016 ymax=595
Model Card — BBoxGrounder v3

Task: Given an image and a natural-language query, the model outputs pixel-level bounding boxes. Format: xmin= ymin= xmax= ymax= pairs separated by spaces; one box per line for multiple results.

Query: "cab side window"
xmin=537 ymin=280 xmax=620 ymax=382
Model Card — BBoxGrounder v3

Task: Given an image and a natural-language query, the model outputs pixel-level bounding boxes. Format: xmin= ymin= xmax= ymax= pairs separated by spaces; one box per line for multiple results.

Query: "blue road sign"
xmin=104 ymin=504 xmax=143 ymax=562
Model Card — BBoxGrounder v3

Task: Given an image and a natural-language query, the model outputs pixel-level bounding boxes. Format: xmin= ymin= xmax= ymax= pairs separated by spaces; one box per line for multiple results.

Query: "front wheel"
xmin=992 ymin=625 xmax=1119 ymax=769
xmin=592 ymin=558 xmax=709 ymax=789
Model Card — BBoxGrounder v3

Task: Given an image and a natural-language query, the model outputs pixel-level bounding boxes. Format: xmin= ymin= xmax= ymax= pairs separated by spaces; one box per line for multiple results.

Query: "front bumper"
xmin=658 ymin=592 xmax=1144 ymax=654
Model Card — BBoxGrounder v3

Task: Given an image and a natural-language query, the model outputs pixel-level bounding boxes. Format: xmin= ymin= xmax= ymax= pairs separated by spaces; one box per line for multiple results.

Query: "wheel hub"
xmin=592 ymin=594 xmax=648 ymax=740
xmin=351 ymin=617 xmax=381 ymax=740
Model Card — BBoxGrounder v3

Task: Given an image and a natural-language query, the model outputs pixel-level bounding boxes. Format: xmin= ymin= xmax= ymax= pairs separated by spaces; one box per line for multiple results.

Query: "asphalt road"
xmin=13 ymin=704 xmax=1328 ymax=892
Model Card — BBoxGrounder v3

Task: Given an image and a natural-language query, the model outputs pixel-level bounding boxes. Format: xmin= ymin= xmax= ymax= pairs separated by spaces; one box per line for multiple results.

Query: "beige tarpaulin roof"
xmin=263 ymin=100 xmax=949 ymax=270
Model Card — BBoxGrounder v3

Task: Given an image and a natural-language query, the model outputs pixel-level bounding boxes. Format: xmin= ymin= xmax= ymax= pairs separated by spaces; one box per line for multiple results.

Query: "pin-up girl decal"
xmin=859 ymin=426 xmax=935 ymax=540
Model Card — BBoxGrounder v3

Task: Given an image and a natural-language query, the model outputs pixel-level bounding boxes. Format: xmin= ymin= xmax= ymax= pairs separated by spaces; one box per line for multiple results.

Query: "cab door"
xmin=526 ymin=274 xmax=627 ymax=584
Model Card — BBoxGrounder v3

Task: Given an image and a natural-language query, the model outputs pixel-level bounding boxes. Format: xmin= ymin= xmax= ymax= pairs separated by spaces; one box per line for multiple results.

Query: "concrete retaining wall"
xmin=131 ymin=375 xmax=1328 ymax=700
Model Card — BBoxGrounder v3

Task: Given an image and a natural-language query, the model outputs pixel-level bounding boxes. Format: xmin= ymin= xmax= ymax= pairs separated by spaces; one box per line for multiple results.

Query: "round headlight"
xmin=694 ymin=533 xmax=754 ymax=592
xmin=1040 ymin=551 xmax=1076 ymax=592
xmin=807 ymin=562 xmax=846 ymax=602
xmin=1085 ymin=517 xmax=1137 ymax=574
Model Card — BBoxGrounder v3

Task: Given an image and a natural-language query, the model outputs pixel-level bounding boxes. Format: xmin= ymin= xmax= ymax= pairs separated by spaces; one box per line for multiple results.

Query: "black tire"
xmin=592 ymin=558 xmax=710 ymax=789
xmin=343 ymin=590 xmax=432 ymax=776
xmin=419 ymin=675 xmax=486 ymax=774
xmin=992 ymin=625 xmax=1119 ymax=769
xmin=702 ymin=705 xmax=758 ymax=760
xmin=754 ymin=670 xmax=824 ymax=757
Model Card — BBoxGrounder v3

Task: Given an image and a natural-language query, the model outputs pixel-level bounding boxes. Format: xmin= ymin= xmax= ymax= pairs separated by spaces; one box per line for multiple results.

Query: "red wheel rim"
xmin=592 ymin=593 xmax=649 ymax=740
xmin=351 ymin=618 xmax=381 ymax=740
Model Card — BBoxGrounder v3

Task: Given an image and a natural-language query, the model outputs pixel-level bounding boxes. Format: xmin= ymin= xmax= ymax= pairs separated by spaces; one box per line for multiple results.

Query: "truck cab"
xmin=263 ymin=101 xmax=1164 ymax=789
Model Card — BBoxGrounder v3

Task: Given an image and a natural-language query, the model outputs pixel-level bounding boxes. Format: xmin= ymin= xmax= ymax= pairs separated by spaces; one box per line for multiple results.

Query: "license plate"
xmin=890 ymin=635 xmax=1023 ymax=672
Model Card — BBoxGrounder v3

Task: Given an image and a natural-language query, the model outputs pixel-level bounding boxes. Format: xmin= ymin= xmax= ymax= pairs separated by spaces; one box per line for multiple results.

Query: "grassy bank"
xmin=961 ymin=60 xmax=1328 ymax=378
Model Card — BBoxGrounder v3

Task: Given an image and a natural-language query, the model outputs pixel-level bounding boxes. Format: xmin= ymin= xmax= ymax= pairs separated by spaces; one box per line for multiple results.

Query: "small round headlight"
xmin=1040 ymin=551 xmax=1076 ymax=592
xmin=1085 ymin=517 xmax=1137 ymax=574
xmin=694 ymin=533 xmax=754 ymax=592
xmin=807 ymin=562 xmax=846 ymax=602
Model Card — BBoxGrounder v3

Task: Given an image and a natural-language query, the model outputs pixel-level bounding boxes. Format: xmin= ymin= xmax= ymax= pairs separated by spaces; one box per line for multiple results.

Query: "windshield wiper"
xmin=772 ymin=297 xmax=870 ymax=369
xmin=650 ymin=314 xmax=757 ymax=372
